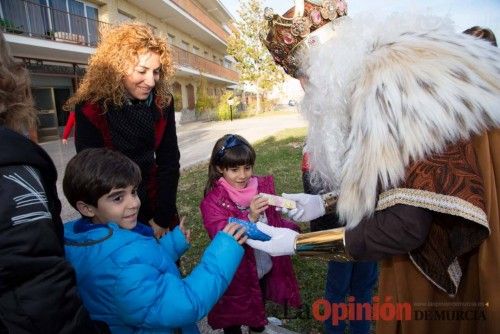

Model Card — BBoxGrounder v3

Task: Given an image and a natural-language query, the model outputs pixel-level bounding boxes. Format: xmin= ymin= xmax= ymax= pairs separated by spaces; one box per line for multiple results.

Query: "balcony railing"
xmin=171 ymin=44 xmax=239 ymax=82
xmin=170 ymin=0 xmax=229 ymax=43
xmin=0 ymin=0 xmax=109 ymax=47
xmin=1 ymin=1 xmax=238 ymax=82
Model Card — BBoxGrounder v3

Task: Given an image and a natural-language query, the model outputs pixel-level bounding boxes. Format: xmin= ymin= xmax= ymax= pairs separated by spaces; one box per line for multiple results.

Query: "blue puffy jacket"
xmin=64 ymin=218 xmax=244 ymax=334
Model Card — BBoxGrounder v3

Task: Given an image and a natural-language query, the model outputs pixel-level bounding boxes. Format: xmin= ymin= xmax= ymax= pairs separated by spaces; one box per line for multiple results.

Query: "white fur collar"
xmin=301 ymin=13 xmax=500 ymax=228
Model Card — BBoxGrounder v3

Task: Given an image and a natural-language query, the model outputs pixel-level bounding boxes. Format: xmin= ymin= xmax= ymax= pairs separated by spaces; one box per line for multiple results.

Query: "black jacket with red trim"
xmin=74 ymin=95 xmax=180 ymax=229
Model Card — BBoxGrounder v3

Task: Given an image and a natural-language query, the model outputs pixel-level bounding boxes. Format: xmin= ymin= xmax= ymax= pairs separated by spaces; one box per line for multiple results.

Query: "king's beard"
xmin=299 ymin=18 xmax=367 ymax=197
xmin=301 ymin=84 xmax=349 ymax=195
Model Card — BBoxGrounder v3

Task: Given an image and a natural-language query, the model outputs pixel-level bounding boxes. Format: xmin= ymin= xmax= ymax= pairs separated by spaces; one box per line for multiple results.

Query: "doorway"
xmin=54 ymin=87 xmax=71 ymax=126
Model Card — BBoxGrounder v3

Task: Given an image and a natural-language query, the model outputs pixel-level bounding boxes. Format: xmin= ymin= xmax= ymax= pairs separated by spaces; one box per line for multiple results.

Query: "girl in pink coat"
xmin=200 ymin=134 xmax=301 ymax=334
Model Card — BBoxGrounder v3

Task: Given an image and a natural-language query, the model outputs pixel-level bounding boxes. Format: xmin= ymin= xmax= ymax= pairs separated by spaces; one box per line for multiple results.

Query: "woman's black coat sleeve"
xmin=154 ymin=97 xmax=180 ymax=228
xmin=74 ymin=104 xmax=104 ymax=152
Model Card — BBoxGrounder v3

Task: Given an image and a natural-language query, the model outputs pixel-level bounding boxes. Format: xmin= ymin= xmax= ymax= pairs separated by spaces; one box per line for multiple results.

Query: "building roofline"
xmin=215 ymin=0 xmax=237 ymax=22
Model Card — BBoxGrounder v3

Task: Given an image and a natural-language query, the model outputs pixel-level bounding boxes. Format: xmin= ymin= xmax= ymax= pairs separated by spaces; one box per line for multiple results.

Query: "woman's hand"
xmin=178 ymin=217 xmax=191 ymax=243
xmin=149 ymin=218 xmax=169 ymax=239
xmin=223 ymin=222 xmax=248 ymax=245
xmin=249 ymin=195 xmax=269 ymax=222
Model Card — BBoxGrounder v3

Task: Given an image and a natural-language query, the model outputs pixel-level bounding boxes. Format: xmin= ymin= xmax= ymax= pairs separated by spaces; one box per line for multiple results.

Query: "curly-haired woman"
xmin=0 ymin=30 xmax=107 ymax=334
xmin=66 ymin=23 xmax=180 ymax=238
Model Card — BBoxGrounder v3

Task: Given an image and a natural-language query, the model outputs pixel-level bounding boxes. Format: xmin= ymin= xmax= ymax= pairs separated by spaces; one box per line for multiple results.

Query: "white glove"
xmin=280 ymin=193 xmax=325 ymax=222
xmin=245 ymin=222 xmax=298 ymax=257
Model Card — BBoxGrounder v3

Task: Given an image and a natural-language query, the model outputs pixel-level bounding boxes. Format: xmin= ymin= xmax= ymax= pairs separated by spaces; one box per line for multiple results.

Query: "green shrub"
xmin=216 ymin=92 xmax=239 ymax=121
xmin=173 ymin=93 xmax=183 ymax=112
xmin=0 ymin=18 xmax=23 ymax=34
xmin=195 ymin=74 xmax=216 ymax=114
xmin=195 ymin=95 xmax=216 ymax=113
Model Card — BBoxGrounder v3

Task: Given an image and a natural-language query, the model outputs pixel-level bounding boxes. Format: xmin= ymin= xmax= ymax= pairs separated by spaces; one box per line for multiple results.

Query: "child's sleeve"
xmin=200 ymin=196 xmax=230 ymax=239
xmin=158 ymin=226 xmax=189 ymax=261
xmin=112 ymin=231 xmax=244 ymax=329
xmin=62 ymin=111 xmax=75 ymax=139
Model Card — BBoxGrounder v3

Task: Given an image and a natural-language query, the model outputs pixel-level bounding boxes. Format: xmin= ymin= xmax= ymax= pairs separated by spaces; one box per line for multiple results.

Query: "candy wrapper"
xmin=259 ymin=193 xmax=296 ymax=209
xmin=228 ymin=217 xmax=271 ymax=241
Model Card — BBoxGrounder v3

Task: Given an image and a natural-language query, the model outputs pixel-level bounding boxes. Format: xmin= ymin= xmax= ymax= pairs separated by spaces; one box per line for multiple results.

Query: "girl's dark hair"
xmin=63 ymin=148 xmax=142 ymax=209
xmin=204 ymin=134 xmax=256 ymax=195
xmin=463 ymin=26 xmax=497 ymax=47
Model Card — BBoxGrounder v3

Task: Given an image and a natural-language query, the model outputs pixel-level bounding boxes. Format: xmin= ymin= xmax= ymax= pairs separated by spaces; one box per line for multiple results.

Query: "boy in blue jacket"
xmin=62 ymin=148 xmax=247 ymax=334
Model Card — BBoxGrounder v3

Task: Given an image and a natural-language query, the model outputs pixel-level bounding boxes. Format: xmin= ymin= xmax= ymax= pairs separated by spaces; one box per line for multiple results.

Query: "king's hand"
xmin=245 ymin=222 xmax=298 ymax=256
xmin=278 ymin=193 xmax=326 ymax=222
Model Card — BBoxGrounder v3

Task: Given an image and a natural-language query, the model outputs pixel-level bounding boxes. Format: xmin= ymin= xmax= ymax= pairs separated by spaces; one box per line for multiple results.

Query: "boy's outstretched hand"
xmin=149 ymin=218 xmax=169 ymax=239
xmin=223 ymin=223 xmax=248 ymax=245
xmin=179 ymin=217 xmax=191 ymax=243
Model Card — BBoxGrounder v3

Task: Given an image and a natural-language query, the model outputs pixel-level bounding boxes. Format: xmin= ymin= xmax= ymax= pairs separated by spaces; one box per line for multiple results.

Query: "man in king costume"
xmin=246 ymin=1 xmax=500 ymax=333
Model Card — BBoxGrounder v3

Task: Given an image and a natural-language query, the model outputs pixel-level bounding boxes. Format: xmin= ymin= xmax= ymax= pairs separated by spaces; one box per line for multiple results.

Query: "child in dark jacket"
xmin=200 ymin=134 xmax=301 ymax=334
xmin=63 ymin=148 xmax=247 ymax=334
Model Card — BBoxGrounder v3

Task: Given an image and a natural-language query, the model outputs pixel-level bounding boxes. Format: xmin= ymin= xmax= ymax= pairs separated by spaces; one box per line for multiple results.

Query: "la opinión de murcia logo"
xmin=310 ymin=296 xmax=488 ymax=325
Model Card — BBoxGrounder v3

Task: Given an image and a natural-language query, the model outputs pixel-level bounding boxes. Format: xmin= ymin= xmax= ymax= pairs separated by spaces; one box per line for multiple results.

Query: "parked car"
xmin=288 ymin=99 xmax=297 ymax=106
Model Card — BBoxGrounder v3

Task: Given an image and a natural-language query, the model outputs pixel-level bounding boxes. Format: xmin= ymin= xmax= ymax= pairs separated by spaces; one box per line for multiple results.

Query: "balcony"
xmin=127 ymin=0 xmax=229 ymax=52
xmin=170 ymin=0 xmax=229 ymax=42
xmin=0 ymin=0 xmax=108 ymax=48
xmin=1 ymin=1 xmax=238 ymax=83
xmin=171 ymin=44 xmax=239 ymax=83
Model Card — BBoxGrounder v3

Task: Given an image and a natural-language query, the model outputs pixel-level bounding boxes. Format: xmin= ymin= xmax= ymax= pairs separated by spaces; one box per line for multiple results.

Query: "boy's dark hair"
xmin=63 ymin=148 xmax=141 ymax=209
xmin=204 ymin=134 xmax=256 ymax=195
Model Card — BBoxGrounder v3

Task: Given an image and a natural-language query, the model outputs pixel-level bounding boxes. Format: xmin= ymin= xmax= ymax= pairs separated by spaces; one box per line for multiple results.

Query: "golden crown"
xmin=261 ymin=0 xmax=348 ymax=78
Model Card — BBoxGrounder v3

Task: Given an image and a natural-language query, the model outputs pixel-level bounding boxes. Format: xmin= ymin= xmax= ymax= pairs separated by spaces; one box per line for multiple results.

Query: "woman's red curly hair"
xmin=66 ymin=22 xmax=174 ymax=111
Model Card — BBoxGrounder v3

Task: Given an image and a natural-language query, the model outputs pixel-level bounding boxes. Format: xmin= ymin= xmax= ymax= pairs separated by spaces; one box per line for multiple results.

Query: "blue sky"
xmin=221 ymin=0 xmax=500 ymax=36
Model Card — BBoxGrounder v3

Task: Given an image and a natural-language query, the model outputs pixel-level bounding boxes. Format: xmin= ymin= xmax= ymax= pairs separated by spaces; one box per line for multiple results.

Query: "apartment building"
xmin=1 ymin=0 xmax=239 ymax=141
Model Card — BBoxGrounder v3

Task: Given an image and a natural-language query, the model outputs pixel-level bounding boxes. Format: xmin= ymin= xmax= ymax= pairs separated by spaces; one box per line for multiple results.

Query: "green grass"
xmin=178 ymin=127 xmax=328 ymax=333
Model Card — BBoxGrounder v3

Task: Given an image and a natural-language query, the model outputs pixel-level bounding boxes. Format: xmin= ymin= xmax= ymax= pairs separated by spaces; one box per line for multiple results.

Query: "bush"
xmin=195 ymin=95 xmax=216 ymax=114
xmin=195 ymin=74 xmax=216 ymax=114
xmin=215 ymin=92 xmax=239 ymax=121
xmin=0 ymin=18 xmax=23 ymax=34
xmin=262 ymin=97 xmax=277 ymax=112
xmin=241 ymin=96 xmax=275 ymax=114
xmin=173 ymin=93 xmax=182 ymax=112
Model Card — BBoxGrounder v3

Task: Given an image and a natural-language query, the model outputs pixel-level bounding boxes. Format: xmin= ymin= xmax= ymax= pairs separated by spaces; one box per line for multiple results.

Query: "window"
xmin=85 ymin=4 xmax=98 ymax=45
xmin=68 ymin=1 xmax=85 ymax=38
xmin=223 ymin=58 xmax=233 ymax=69
xmin=117 ymin=9 xmax=135 ymax=22
xmin=167 ymin=33 xmax=175 ymax=45
xmin=49 ymin=0 xmax=70 ymax=33
xmin=193 ymin=46 xmax=199 ymax=55
xmin=181 ymin=40 xmax=190 ymax=51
